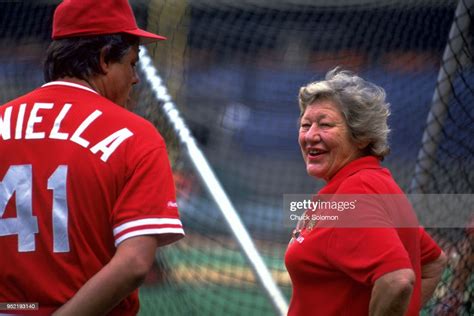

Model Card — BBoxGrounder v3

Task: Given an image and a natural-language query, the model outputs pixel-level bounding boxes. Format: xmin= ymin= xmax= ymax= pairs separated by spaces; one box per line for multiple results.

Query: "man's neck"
xmin=57 ymin=77 xmax=100 ymax=95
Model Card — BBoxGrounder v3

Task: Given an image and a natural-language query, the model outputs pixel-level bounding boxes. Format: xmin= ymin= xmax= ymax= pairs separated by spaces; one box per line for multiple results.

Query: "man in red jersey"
xmin=0 ymin=0 xmax=184 ymax=315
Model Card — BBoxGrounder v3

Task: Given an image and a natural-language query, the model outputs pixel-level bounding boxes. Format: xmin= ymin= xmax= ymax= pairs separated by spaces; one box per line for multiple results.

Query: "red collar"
xmin=319 ymin=156 xmax=382 ymax=194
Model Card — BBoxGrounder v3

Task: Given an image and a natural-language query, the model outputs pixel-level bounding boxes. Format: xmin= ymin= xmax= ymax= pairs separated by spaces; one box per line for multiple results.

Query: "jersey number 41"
xmin=0 ymin=164 xmax=69 ymax=253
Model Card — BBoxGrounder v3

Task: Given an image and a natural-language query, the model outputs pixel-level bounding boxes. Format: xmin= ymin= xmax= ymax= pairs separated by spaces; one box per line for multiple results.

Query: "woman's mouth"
xmin=307 ymin=148 xmax=327 ymax=161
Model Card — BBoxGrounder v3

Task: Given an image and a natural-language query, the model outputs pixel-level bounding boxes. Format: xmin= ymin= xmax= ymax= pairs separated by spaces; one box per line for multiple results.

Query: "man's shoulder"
xmin=1 ymin=86 xmax=42 ymax=108
xmin=4 ymin=84 xmax=158 ymax=135
xmin=1 ymin=84 xmax=165 ymax=152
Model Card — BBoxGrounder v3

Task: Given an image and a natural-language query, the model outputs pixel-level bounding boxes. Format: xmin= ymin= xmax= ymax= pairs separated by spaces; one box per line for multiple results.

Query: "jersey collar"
xmin=42 ymin=81 xmax=99 ymax=95
xmin=319 ymin=156 xmax=382 ymax=194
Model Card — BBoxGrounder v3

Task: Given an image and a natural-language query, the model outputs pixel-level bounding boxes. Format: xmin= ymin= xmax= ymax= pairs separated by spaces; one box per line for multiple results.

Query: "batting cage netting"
xmin=0 ymin=0 xmax=472 ymax=315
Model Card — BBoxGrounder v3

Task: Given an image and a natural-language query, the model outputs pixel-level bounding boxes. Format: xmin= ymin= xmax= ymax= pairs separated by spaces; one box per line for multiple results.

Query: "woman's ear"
xmin=357 ymin=140 xmax=370 ymax=150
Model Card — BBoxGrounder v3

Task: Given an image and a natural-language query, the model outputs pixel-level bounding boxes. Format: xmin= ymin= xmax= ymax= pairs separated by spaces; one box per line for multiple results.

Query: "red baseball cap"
xmin=52 ymin=0 xmax=166 ymax=43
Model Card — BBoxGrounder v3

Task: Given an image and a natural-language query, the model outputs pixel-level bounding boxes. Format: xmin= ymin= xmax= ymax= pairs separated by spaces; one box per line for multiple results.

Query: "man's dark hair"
xmin=44 ymin=34 xmax=139 ymax=82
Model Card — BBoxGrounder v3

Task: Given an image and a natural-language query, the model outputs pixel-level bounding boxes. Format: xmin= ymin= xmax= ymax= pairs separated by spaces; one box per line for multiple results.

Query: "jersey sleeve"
xmin=325 ymin=174 xmax=414 ymax=285
xmin=327 ymin=227 xmax=413 ymax=285
xmin=111 ymin=145 xmax=184 ymax=247
xmin=419 ymin=227 xmax=442 ymax=265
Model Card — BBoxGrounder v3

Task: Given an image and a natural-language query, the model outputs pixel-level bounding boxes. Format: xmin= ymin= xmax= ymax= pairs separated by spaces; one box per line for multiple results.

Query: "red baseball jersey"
xmin=285 ymin=156 xmax=442 ymax=316
xmin=0 ymin=81 xmax=184 ymax=315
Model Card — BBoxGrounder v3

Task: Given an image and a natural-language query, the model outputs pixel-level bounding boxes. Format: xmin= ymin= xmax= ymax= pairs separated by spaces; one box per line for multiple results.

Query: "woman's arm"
xmin=420 ymin=251 xmax=447 ymax=306
xmin=369 ymin=269 xmax=415 ymax=316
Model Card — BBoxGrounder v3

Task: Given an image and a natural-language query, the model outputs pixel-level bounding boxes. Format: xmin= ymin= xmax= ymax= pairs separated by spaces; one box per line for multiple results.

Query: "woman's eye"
xmin=319 ymin=122 xmax=332 ymax=127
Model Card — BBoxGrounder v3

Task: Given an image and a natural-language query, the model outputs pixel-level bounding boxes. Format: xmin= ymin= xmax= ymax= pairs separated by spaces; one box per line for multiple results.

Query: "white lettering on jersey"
xmin=167 ymin=201 xmax=178 ymax=209
xmin=15 ymin=103 xmax=27 ymax=139
xmin=2 ymin=103 xmax=134 ymax=162
xmin=49 ymin=103 xmax=72 ymax=140
xmin=70 ymin=110 xmax=102 ymax=148
xmin=90 ymin=128 xmax=133 ymax=162
xmin=25 ymin=103 xmax=54 ymax=139
xmin=0 ymin=106 xmax=12 ymax=140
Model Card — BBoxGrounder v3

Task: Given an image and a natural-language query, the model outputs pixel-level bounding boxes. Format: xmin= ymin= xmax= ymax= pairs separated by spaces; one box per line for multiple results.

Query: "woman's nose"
xmin=305 ymin=124 xmax=321 ymax=143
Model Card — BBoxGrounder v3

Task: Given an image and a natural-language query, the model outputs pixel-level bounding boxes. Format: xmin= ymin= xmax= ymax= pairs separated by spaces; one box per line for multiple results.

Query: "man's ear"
xmin=99 ymin=47 xmax=109 ymax=75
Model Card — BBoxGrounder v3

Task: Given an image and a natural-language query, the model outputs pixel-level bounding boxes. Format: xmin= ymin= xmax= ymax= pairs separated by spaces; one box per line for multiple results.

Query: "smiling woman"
xmin=298 ymin=68 xmax=391 ymax=161
xmin=298 ymin=99 xmax=363 ymax=181
xmin=285 ymin=68 xmax=447 ymax=316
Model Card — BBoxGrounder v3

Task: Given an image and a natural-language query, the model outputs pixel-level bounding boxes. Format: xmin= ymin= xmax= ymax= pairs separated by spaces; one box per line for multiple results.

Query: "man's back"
xmin=0 ymin=81 xmax=184 ymax=314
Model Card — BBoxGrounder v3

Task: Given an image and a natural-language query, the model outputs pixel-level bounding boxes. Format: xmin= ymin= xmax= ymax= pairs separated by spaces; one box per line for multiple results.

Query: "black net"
xmin=0 ymin=0 xmax=472 ymax=315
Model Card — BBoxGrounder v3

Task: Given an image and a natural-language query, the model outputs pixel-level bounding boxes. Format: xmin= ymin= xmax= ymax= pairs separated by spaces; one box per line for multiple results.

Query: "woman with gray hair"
xmin=285 ymin=68 xmax=446 ymax=316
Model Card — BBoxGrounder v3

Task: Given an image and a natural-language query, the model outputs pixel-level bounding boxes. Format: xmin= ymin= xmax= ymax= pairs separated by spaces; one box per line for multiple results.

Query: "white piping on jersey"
xmin=114 ymin=227 xmax=185 ymax=246
xmin=42 ymin=81 xmax=99 ymax=95
xmin=113 ymin=218 xmax=183 ymax=235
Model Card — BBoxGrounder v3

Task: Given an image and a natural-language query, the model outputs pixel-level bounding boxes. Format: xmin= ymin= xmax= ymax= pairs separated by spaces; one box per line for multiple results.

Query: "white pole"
xmin=410 ymin=0 xmax=473 ymax=193
xmin=138 ymin=47 xmax=289 ymax=316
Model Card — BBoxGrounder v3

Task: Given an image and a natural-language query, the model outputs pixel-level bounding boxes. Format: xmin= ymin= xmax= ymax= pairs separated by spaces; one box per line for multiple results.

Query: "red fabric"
xmin=52 ymin=0 xmax=166 ymax=42
xmin=419 ymin=227 xmax=442 ymax=265
xmin=285 ymin=156 xmax=442 ymax=316
xmin=0 ymin=82 xmax=183 ymax=315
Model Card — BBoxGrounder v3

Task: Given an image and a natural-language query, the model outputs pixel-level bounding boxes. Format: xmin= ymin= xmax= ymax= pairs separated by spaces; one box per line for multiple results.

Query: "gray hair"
xmin=298 ymin=67 xmax=391 ymax=159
